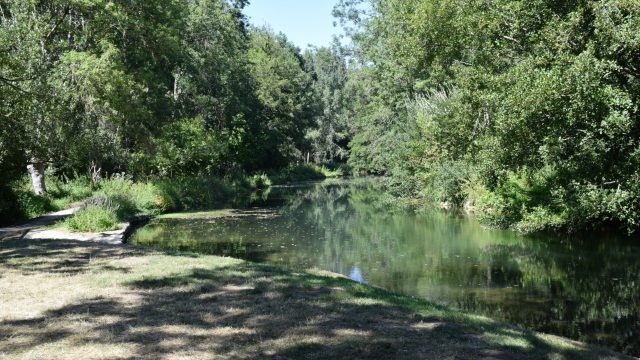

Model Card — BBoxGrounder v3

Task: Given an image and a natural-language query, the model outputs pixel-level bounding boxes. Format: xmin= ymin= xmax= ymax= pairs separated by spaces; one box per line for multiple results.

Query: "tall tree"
xmin=336 ymin=0 xmax=640 ymax=233
xmin=248 ymin=28 xmax=315 ymax=166
xmin=0 ymin=0 xmax=184 ymax=193
xmin=303 ymin=46 xmax=351 ymax=164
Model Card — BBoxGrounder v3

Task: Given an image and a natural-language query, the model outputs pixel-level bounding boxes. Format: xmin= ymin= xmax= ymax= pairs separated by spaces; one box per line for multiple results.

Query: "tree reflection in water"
xmin=131 ymin=179 xmax=640 ymax=356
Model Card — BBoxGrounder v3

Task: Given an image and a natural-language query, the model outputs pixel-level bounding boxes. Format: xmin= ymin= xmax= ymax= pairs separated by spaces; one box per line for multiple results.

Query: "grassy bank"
xmin=2 ymin=164 xmax=345 ymax=231
xmin=0 ymin=237 xmax=630 ymax=360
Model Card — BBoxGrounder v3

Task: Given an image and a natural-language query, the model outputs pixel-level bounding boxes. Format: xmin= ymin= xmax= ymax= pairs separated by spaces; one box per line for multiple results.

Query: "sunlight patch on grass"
xmin=338 ymin=296 xmax=391 ymax=306
xmin=537 ymin=333 xmax=587 ymax=352
xmin=484 ymin=329 xmax=534 ymax=350
xmin=332 ymin=328 xmax=373 ymax=337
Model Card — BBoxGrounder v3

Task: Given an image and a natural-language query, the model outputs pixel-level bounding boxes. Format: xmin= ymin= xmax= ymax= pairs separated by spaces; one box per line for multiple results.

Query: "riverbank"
xmin=0 ymin=237 xmax=631 ymax=360
xmin=1 ymin=164 xmax=344 ymax=231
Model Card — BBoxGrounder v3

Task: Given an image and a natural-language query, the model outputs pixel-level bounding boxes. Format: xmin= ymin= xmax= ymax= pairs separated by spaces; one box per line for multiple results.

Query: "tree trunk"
xmin=27 ymin=162 xmax=47 ymax=195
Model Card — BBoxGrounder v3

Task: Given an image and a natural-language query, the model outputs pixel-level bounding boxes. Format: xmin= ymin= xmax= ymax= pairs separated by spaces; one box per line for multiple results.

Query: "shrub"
xmin=430 ymin=161 xmax=472 ymax=207
xmin=48 ymin=175 xmax=94 ymax=201
xmin=248 ymin=173 xmax=272 ymax=189
xmin=568 ymin=182 xmax=640 ymax=234
xmin=269 ymin=164 xmax=327 ymax=184
xmin=475 ymin=173 xmax=533 ymax=229
xmin=130 ymin=182 xmax=175 ymax=215
xmin=15 ymin=190 xmax=54 ymax=219
xmin=515 ymin=206 xmax=567 ymax=233
xmin=47 ymin=175 xmax=95 ymax=210
xmin=65 ymin=206 xmax=119 ymax=232
xmin=0 ymin=187 xmax=23 ymax=226
xmin=319 ymin=165 xmax=344 ymax=178
xmin=96 ymin=176 xmax=175 ymax=215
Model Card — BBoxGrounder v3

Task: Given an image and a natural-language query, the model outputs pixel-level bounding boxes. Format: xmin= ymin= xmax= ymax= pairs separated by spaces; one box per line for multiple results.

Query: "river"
xmin=130 ymin=178 xmax=640 ymax=356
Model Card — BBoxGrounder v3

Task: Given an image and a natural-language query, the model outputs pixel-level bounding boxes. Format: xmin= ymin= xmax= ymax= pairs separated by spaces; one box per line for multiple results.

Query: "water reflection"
xmin=131 ymin=178 xmax=640 ymax=356
xmin=349 ymin=267 xmax=367 ymax=284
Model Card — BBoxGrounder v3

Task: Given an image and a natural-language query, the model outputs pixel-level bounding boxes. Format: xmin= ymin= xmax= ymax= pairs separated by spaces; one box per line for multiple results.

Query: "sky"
xmin=244 ymin=0 xmax=343 ymax=49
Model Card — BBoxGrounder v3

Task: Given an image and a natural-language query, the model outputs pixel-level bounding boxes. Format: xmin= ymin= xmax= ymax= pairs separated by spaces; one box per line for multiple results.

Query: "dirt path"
xmin=0 ymin=207 xmax=146 ymax=245
xmin=0 ymin=207 xmax=79 ymax=240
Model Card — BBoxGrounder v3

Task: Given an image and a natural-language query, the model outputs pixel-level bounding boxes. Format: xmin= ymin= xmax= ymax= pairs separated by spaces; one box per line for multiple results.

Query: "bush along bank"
xmin=384 ymin=160 xmax=640 ymax=236
xmin=4 ymin=164 xmax=348 ymax=232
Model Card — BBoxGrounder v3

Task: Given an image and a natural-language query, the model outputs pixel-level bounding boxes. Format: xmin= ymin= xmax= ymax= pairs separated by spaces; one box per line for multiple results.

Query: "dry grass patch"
xmin=0 ymin=238 xmax=633 ymax=360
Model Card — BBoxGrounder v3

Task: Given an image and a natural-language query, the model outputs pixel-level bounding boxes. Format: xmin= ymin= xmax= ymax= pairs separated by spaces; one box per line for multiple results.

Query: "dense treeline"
xmin=0 ymin=0 xmax=351 ymax=222
xmin=3 ymin=0 xmax=639 ymax=235
xmin=336 ymin=0 xmax=640 ymax=234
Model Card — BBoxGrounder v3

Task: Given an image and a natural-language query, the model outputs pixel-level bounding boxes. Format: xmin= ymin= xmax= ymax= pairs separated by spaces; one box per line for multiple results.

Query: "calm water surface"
xmin=131 ymin=179 xmax=640 ymax=356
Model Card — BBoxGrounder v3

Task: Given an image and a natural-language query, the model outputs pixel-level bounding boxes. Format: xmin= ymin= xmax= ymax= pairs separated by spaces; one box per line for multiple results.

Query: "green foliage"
xmin=248 ymin=28 xmax=315 ymax=166
xmin=155 ymin=177 xmax=237 ymax=211
xmin=60 ymin=175 xmax=243 ymax=232
xmin=3 ymin=0 xmax=637 ymax=235
xmin=0 ymin=175 xmax=96 ymax=224
xmin=3 ymin=167 xmax=331 ymax=228
xmin=303 ymin=47 xmax=353 ymax=164
xmin=64 ymin=206 xmax=120 ymax=233
xmin=337 ymin=0 xmax=640 ymax=234
xmin=269 ymin=164 xmax=328 ymax=184
xmin=47 ymin=176 xmax=95 ymax=210
xmin=14 ymin=191 xmax=54 ymax=220
xmin=319 ymin=165 xmax=346 ymax=179
xmin=95 ymin=176 xmax=175 ymax=216
xmin=142 ymin=117 xmax=228 ymax=177
xmin=0 ymin=0 xmax=330 ymax=211
xmin=0 ymin=186 xmax=19 ymax=226
xmin=429 ymin=161 xmax=473 ymax=207
xmin=249 ymin=174 xmax=272 ymax=190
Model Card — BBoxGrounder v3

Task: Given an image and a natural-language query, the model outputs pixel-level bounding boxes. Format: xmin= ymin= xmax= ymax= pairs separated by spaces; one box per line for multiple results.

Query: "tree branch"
xmin=45 ymin=5 xmax=70 ymax=42
xmin=0 ymin=76 xmax=32 ymax=94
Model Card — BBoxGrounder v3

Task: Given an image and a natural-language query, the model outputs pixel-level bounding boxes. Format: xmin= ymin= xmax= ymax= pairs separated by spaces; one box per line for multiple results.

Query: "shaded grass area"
xmin=0 ymin=238 xmax=631 ymax=360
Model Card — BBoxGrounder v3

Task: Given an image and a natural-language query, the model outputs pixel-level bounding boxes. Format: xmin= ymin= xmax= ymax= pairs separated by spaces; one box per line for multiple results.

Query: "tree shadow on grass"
xmin=0 ymin=239 xmax=633 ymax=360
xmin=0 ymin=238 xmax=137 ymax=275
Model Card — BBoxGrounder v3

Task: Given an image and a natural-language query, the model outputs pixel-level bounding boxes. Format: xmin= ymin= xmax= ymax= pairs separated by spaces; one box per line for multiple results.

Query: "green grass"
xmin=63 ymin=206 xmax=121 ymax=232
xmin=0 ymin=238 xmax=630 ymax=360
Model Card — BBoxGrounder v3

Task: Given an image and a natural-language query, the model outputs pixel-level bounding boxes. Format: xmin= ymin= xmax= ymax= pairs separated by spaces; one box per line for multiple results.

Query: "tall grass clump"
xmin=58 ymin=175 xmax=173 ymax=232
xmin=65 ymin=205 xmax=120 ymax=232
xmin=63 ymin=196 xmax=123 ymax=232
xmin=47 ymin=175 xmax=94 ymax=209
xmin=97 ymin=175 xmax=175 ymax=215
